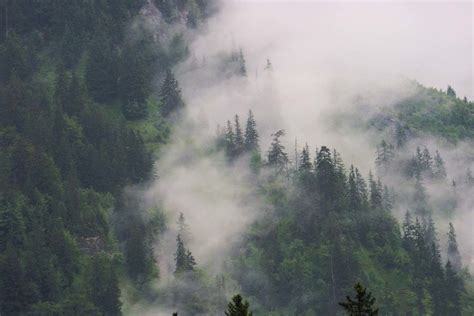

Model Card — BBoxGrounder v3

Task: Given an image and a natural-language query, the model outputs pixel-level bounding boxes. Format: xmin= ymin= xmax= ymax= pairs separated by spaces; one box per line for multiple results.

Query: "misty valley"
xmin=0 ymin=1 xmax=473 ymax=316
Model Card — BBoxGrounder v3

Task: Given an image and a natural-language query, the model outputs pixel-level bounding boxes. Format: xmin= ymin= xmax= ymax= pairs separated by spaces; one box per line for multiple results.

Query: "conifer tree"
xmin=413 ymin=176 xmax=430 ymax=219
xmin=447 ymin=85 xmax=456 ymax=98
xmin=224 ymin=120 xmax=235 ymax=159
xmin=299 ymin=143 xmax=312 ymax=172
xmin=355 ymin=168 xmax=368 ymax=208
xmin=174 ymin=234 xmax=196 ymax=274
xmin=444 ymin=261 xmax=463 ymax=316
xmin=244 ymin=110 xmax=259 ymax=152
xmin=160 ymin=69 xmax=184 ymax=117
xmin=238 ymin=49 xmax=247 ymax=77
xmin=348 ymin=165 xmax=361 ymax=212
xmin=234 ymin=115 xmax=244 ymax=156
xmin=339 ymin=282 xmax=379 ymax=315
xmin=421 ymin=147 xmax=433 ymax=176
xmin=369 ymin=172 xmax=382 ymax=210
xmin=375 ymin=140 xmax=394 ymax=175
xmin=225 ymin=294 xmax=253 ymax=316
xmin=433 ymin=150 xmax=447 ymax=179
xmin=447 ymin=222 xmax=462 ymax=271
xmin=382 ymin=185 xmax=393 ymax=212
xmin=267 ymin=130 xmax=288 ymax=170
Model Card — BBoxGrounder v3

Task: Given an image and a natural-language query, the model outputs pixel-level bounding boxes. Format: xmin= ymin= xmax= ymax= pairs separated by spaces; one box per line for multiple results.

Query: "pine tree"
xmin=447 ymin=222 xmax=462 ymax=271
xmin=413 ymin=176 xmax=430 ymax=219
xmin=421 ymin=147 xmax=433 ymax=177
xmin=225 ymin=294 xmax=253 ymax=316
xmin=85 ymin=34 xmax=118 ymax=103
xmin=369 ymin=172 xmax=382 ymax=210
xmin=267 ymin=130 xmax=288 ymax=170
xmin=299 ymin=143 xmax=312 ymax=172
xmin=174 ymin=234 xmax=196 ymax=274
xmin=160 ymin=69 xmax=184 ymax=117
xmin=234 ymin=115 xmax=244 ymax=156
xmin=177 ymin=212 xmax=190 ymax=244
xmin=355 ymin=168 xmax=368 ymax=208
xmin=238 ymin=49 xmax=247 ymax=77
xmin=444 ymin=261 xmax=463 ymax=316
xmin=244 ymin=110 xmax=259 ymax=152
xmin=339 ymin=282 xmax=379 ymax=315
xmin=348 ymin=165 xmax=361 ymax=212
xmin=224 ymin=120 xmax=235 ymax=159
xmin=447 ymin=85 xmax=456 ymax=98
xmin=432 ymin=150 xmax=446 ymax=179
xmin=382 ymin=185 xmax=393 ymax=212
xmin=375 ymin=140 xmax=394 ymax=175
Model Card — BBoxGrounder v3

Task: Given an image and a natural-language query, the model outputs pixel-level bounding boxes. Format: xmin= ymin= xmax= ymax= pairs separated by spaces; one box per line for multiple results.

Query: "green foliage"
xmin=225 ymin=294 xmax=253 ymax=316
xmin=339 ymin=282 xmax=379 ymax=315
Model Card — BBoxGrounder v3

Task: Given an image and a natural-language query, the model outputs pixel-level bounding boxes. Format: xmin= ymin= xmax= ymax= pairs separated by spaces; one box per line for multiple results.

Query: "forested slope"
xmin=0 ymin=1 xmax=213 ymax=314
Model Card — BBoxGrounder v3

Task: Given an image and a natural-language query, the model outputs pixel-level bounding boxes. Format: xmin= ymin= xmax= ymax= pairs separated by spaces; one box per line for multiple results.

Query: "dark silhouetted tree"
xmin=339 ymin=282 xmax=379 ymax=316
xmin=225 ymin=294 xmax=253 ymax=316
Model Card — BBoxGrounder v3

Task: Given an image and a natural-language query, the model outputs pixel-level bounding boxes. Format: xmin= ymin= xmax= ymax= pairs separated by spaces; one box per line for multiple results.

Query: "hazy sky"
xmin=227 ymin=0 xmax=473 ymax=99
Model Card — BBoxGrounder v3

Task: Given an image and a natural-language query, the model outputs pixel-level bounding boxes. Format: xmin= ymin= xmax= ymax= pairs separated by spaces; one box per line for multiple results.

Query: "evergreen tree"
xmin=299 ymin=143 xmax=312 ymax=172
xmin=432 ymin=150 xmax=446 ymax=179
xmin=375 ymin=140 xmax=394 ymax=175
xmin=339 ymin=282 xmax=379 ymax=315
xmin=225 ymin=294 xmax=253 ymax=316
xmin=447 ymin=222 xmax=462 ymax=271
xmin=421 ymin=147 xmax=433 ymax=177
xmin=355 ymin=168 xmax=368 ymax=208
xmin=160 ymin=69 xmax=184 ymax=117
xmin=244 ymin=110 xmax=259 ymax=152
xmin=85 ymin=34 xmax=118 ymax=103
xmin=224 ymin=120 xmax=235 ymax=159
xmin=234 ymin=115 xmax=244 ymax=156
xmin=447 ymin=85 xmax=456 ymax=98
xmin=413 ymin=176 xmax=430 ymax=219
xmin=348 ymin=165 xmax=360 ymax=212
xmin=174 ymin=234 xmax=196 ymax=274
xmin=444 ymin=261 xmax=463 ymax=316
xmin=369 ymin=172 xmax=382 ymax=210
xmin=267 ymin=130 xmax=288 ymax=170
xmin=238 ymin=49 xmax=247 ymax=77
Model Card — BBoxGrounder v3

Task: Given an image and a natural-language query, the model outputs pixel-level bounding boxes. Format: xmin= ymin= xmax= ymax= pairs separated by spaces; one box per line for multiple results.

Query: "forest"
xmin=0 ymin=1 xmax=473 ymax=315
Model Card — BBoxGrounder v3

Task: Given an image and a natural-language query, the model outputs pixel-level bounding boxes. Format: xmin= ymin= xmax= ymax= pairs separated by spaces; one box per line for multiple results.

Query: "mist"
xmin=133 ymin=0 xmax=472 ymax=313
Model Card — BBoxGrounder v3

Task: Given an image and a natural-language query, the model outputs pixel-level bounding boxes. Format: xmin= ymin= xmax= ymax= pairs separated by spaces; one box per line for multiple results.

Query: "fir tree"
xmin=267 ymin=130 xmax=288 ymax=170
xmin=375 ymin=140 xmax=394 ymax=175
xmin=234 ymin=115 xmax=244 ymax=156
xmin=447 ymin=85 xmax=456 ymax=98
xmin=160 ymin=69 xmax=184 ymax=117
xmin=174 ymin=234 xmax=196 ymax=274
xmin=348 ymin=165 xmax=361 ymax=212
xmin=447 ymin=222 xmax=462 ymax=271
xmin=225 ymin=294 xmax=253 ymax=316
xmin=224 ymin=120 xmax=235 ymax=159
xmin=421 ymin=147 xmax=433 ymax=177
xmin=432 ymin=150 xmax=446 ymax=179
xmin=369 ymin=172 xmax=382 ymax=210
xmin=339 ymin=282 xmax=379 ymax=315
xmin=355 ymin=168 xmax=368 ymax=208
xmin=444 ymin=261 xmax=463 ymax=316
xmin=244 ymin=110 xmax=259 ymax=152
xmin=413 ymin=176 xmax=430 ymax=219
xmin=299 ymin=143 xmax=312 ymax=172
xmin=238 ymin=49 xmax=247 ymax=77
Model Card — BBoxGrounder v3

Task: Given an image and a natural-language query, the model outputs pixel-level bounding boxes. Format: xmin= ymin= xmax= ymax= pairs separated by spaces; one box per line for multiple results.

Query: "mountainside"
xmin=0 ymin=1 xmax=473 ymax=316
